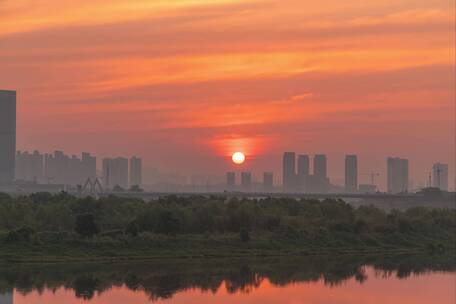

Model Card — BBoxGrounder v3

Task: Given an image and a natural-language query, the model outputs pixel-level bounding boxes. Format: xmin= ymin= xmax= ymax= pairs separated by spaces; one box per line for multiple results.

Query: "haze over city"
xmin=0 ymin=2 xmax=455 ymax=304
xmin=1 ymin=0 xmax=454 ymax=189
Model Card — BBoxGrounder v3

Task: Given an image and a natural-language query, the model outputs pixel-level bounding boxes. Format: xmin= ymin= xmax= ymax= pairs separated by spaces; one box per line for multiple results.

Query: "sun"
xmin=232 ymin=152 xmax=246 ymax=165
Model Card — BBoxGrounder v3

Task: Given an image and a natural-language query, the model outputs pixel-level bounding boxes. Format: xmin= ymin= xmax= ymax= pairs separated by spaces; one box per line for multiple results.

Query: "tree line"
xmin=0 ymin=192 xmax=454 ymax=246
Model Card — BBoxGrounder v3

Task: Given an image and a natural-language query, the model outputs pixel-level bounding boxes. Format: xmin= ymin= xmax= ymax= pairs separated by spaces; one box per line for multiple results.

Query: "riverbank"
xmin=1 ymin=231 xmax=453 ymax=263
xmin=1 ymin=193 xmax=454 ymax=263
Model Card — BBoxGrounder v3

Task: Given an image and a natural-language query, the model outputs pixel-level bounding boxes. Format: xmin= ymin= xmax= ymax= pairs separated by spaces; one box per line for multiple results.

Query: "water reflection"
xmin=1 ymin=254 xmax=454 ymax=302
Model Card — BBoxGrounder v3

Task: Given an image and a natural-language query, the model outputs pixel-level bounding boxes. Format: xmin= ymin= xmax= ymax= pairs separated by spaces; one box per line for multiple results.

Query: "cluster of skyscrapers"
xmin=1 ymin=90 xmax=142 ymax=191
xmin=283 ymin=153 xmax=331 ymax=193
xmin=16 ymin=150 xmax=96 ymax=185
xmin=15 ymin=150 xmax=142 ymax=190
xmin=102 ymin=156 xmax=142 ymax=190
xmin=226 ymin=171 xmax=274 ymax=192
xmin=224 ymin=152 xmax=451 ymax=194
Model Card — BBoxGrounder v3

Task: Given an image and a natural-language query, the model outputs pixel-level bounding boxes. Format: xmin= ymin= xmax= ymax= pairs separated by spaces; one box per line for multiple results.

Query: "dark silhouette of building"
xmin=241 ymin=172 xmax=252 ymax=192
xmin=226 ymin=172 xmax=235 ymax=190
xmin=387 ymin=157 xmax=409 ymax=193
xmin=297 ymin=154 xmax=310 ymax=192
xmin=312 ymin=154 xmax=329 ymax=193
xmin=263 ymin=172 xmax=273 ymax=192
xmin=345 ymin=155 xmax=358 ymax=193
xmin=314 ymin=154 xmax=327 ymax=179
xmin=283 ymin=152 xmax=296 ymax=192
xmin=129 ymin=156 xmax=142 ymax=187
xmin=0 ymin=90 xmax=16 ymax=184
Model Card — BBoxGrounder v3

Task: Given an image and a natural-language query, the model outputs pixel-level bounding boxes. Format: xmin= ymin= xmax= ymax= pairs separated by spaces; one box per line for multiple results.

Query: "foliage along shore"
xmin=0 ymin=192 xmax=454 ymax=262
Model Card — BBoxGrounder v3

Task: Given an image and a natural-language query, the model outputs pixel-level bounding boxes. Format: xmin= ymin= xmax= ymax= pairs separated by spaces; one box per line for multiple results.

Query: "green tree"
xmin=75 ymin=213 xmax=99 ymax=238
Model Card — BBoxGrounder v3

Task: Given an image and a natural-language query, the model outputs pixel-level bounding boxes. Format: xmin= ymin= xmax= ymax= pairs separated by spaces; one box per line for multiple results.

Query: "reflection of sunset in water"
xmin=14 ymin=268 xmax=455 ymax=304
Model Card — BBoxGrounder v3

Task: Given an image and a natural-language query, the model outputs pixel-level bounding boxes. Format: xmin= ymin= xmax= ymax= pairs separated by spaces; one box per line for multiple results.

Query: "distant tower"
xmin=297 ymin=155 xmax=310 ymax=192
xmin=432 ymin=163 xmax=448 ymax=191
xmin=313 ymin=154 xmax=329 ymax=193
xmin=314 ymin=155 xmax=327 ymax=179
xmin=387 ymin=157 xmax=409 ymax=194
xmin=241 ymin=172 xmax=252 ymax=192
xmin=263 ymin=172 xmax=274 ymax=192
xmin=283 ymin=152 xmax=296 ymax=192
xmin=226 ymin=172 xmax=236 ymax=191
xmin=129 ymin=156 xmax=142 ymax=188
xmin=0 ymin=90 xmax=16 ymax=184
xmin=82 ymin=152 xmax=97 ymax=182
xmin=345 ymin=155 xmax=358 ymax=193
xmin=102 ymin=157 xmax=128 ymax=190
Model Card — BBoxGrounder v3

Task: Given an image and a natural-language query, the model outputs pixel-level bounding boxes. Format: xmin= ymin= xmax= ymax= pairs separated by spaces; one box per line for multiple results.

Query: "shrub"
xmin=240 ymin=227 xmax=250 ymax=242
xmin=125 ymin=222 xmax=139 ymax=237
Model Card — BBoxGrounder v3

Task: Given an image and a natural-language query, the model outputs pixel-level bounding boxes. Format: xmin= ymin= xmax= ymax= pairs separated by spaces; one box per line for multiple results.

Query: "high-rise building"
xmin=0 ymin=90 xmax=16 ymax=184
xmin=311 ymin=154 xmax=329 ymax=193
xmin=16 ymin=150 xmax=44 ymax=183
xmin=345 ymin=155 xmax=358 ymax=193
xmin=387 ymin=157 xmax=409 ymax=194
xmin=263 ymin=172 xmax=273 ymax=192
xmin=226 ymin=172 xmax=236 ymax=190
xmin=44 ymin=151 xmax=97 ymax=185
xmin=102 ymin=157 xmax=128 ymax=190
xmin=314 ymin=154 xmax=327 ymax=179
xmin=283 ymin=152 xmax=296 ymax=192
xmin=297 ymin=155 xmax=310 ymax=177
xmin=129 ymin=156 xmax=142 ymax=187
xmin=297 ymin=154 xmax=310 ymax=192
xmin=241 ymin=172 xmax=252 ymax=192
xmin=44 ymin=151 xmax=68 ymax=184
xmin=81 ymin=152 xmax=97 ymax=182
xmin=432 ymin=163 xmax=449 ymax=191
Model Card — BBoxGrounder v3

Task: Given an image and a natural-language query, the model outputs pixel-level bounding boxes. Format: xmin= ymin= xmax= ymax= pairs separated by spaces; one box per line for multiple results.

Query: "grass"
xmin=1 ymin=230 xmax=453 ymax=263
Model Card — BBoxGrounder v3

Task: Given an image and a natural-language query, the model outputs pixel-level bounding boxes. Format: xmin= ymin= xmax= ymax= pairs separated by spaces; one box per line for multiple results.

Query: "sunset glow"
xmin=0 ymin=0 xmax=454 ymax=186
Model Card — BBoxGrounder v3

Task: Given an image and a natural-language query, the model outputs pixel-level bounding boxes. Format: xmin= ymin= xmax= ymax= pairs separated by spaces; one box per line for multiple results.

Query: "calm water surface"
xmin=2 ymin=254 xmax=455 ymax=304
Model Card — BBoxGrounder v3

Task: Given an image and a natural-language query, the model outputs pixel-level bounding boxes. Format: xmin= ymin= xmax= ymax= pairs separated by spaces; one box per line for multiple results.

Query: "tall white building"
xmin=387 ymin=157 xmax=409 ymax=194
xmin=432 ymin=163 xmax=448 ymax=191
xmin=129 ymin=156 xmax=142 ymax=187
xmin=102 ymin=157 xmax=128 ymax=190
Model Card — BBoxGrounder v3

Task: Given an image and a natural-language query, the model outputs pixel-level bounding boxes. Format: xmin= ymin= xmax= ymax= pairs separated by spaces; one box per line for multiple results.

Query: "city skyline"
xmin=11 ymin=145 xmax=454 ymax=193
xmin=0 ymin=0 xmax=453 ymax=189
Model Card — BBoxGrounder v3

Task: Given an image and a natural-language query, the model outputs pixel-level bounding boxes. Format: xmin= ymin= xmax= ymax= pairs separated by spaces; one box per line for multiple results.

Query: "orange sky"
xmin=13 ymin=268 xmax=456 ymax=304
xmin=1 ymin=0 xmax=454 ymax=188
